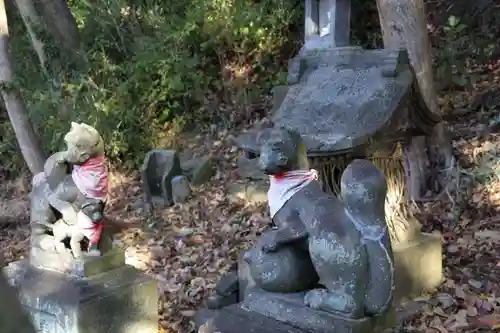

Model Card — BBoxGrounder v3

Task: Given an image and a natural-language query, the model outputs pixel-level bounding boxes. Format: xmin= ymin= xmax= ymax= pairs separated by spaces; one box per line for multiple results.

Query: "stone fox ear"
xmin=276 ymin=126 xmax=303 ymax=149
xmin=255 ymin=127 xmax=274 ymax=149
xmin=80 ymin=123 xmax=99 ymax=137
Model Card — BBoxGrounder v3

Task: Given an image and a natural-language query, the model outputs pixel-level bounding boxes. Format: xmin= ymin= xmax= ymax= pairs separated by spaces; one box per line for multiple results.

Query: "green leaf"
xmin=456 ymin=24 xmax=467 ymax=33
xmin=447 ymin=15 xmax=459 ymax=27
xmin=452 ymin=75 xmax=467 ymax=87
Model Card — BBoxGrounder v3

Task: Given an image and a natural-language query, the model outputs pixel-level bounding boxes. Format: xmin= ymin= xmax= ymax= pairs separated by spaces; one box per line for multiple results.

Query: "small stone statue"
xmin=30 ymin=122 xmax=109 ymax=259
xmin=39 ymin=199 xmax=105 ymax=259
xmin=245 ymin=126 xmax=395 ymax=318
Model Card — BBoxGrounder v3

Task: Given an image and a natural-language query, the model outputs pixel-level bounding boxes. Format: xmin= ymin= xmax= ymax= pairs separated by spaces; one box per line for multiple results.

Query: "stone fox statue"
xmin=30 ymin=122 xmax=109 ymax=257
xmin=256 ymin=127 xmax=395 ymax=318
xmin=47 ymin=122 xmax=108 ymax=224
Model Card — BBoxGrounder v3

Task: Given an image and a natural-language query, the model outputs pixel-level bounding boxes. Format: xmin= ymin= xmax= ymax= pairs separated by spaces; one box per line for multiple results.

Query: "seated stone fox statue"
xmin=30 ymin=122 xmax=109 ymax=257
xmin=253 ymin=127 xmax=395 ymax=319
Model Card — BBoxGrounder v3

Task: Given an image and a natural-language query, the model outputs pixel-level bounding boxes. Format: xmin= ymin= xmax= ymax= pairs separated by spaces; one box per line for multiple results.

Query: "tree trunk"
xmin=376 ymin=0 xmax=438 ymax=114
xmin=375 ymin=0 xmax=455 ymax=198
xmin=0 ymin=0 xmax=45 ymax=174
xmin=13 ymin=0 xmax=47 ymax=75
xmin=34 ymin=0 xmax=81 ymax=53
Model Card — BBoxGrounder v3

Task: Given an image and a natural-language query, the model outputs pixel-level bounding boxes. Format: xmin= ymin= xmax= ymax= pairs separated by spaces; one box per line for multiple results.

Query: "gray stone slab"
xmin=273 ymin=60 xmax=412 ymax=154
xmin=195 ymin=305 xmax=308 ymax=333
xmin=140 ymin=149 xmax=183 ymax=208
xmin=0 ymin=259 xmax=37 ymax=333
xmin=190 ymin=156 xmax=215 ymax=186
xmin=4 ymin=261 xmax=158 ymax=333
xmin=171 ymin=175 xmax=191 ymax=204
xmin=242 ymin=287 xmax=386 ymax=333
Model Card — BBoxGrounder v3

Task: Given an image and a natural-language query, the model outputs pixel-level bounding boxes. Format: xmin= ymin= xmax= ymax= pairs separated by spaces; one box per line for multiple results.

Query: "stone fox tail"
xmin=345 ymin=209 xmax=395 ymax=315
xmin=341 ymin=159 xmax=395 ymax=316
xmin=366 ymin=225 xmax=394 ymax=315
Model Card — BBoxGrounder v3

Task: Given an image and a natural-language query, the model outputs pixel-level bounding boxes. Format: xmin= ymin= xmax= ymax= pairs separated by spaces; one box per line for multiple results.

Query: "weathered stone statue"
xmin=39 ymin=198 xmax=105 ymax=259
xmin=30 ymin=122 xmax=108 ymax=259
xmin=3 ymin=122 xmax=160 ymax=333
xmin=197 ymin=128 xmax=395 ymax=333
xmin=246 ymin=127 xmax=394 ymax=318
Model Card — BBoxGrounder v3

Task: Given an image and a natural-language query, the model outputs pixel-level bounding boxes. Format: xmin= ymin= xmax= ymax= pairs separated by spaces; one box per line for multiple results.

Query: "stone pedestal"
xmin=29 ymin=246 xmax=126 ymax=278
xmin=4 ymin=249 xmax=158 ymax=333
xmin=242 ymin=287 xmax=392 ymax=333
xmin=393 ymin=232 xmax=443 ymax=302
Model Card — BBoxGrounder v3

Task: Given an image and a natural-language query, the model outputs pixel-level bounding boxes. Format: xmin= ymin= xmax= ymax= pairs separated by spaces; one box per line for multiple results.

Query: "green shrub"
xmin=2 ymin=0 xmax=301 ymax=173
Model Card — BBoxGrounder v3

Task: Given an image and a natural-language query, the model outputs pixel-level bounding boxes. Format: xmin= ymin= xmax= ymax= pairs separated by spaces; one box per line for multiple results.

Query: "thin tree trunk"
xmin=13 ymin=0 xmax=47 ymax=75
xmin=35 ymin=0 xmax=81 ymax=53
xmin=0 ymin=0 xmax=45 ymax=174
xmin=375 ymin=0 xmax=455 ymax=198
xmin=376 ymin=0 xmax=438 ymax=114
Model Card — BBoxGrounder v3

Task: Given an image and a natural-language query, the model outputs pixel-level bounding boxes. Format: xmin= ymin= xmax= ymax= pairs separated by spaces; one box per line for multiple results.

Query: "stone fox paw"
xmin=261 ymin=242 xmax=278 ymax=253
xmin=304 ymin=289 xmax=328 ymax=309
xmin=304 ymin=288 xmax=359 ymax=317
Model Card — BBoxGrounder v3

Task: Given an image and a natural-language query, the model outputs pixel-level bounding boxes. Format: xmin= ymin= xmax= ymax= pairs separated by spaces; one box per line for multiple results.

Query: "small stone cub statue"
xmin=40 ymin=199 xmax=105 ymax=259
xmin=245 ymin=126 xmax=395 ymax=319
xmin=31 ymin=122 xmax=109 ymax=259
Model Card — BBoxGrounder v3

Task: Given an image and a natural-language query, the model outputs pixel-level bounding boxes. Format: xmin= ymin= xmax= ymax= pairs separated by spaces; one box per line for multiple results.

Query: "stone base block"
xmin=393 ymin=233 xmax=443 ymax=302
xmin=30 ymin=246 xmax=126 ymax=278
xmin=242 ymin=287 xmax=392 ymax=333
xmin=4 ymin=261 xmax=158 ymax=333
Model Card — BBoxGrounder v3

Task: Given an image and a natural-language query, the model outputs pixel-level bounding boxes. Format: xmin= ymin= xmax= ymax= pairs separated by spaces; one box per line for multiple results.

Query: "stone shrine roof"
xmin=235 ymin=48 xmax=441 ymax=157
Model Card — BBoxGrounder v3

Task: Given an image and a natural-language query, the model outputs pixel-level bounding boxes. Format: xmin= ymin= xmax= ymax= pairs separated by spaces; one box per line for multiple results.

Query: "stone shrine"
xmin=141 ymin=149 xmax=185 ymax=209
xmin=140 ymin=149 xmax=216 ymax=210
xmin=4 ymin=122 xmax=158 ymax=333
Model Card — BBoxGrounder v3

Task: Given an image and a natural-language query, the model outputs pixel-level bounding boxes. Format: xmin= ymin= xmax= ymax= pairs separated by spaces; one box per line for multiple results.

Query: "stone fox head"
xmin=341 ymin=159 xmax=387 ymax=217
xmin=258 ymin=127 xmax=309 ymax=175
xmin=80 ymin=198 xmax=105 ymax=224
xmin=64 ymin=122 xmax=105 ymax=164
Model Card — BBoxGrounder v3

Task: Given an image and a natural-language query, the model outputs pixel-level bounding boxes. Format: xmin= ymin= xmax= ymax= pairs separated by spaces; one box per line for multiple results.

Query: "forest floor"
xmin=2 ymin=1 xmax=500 ymax=333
